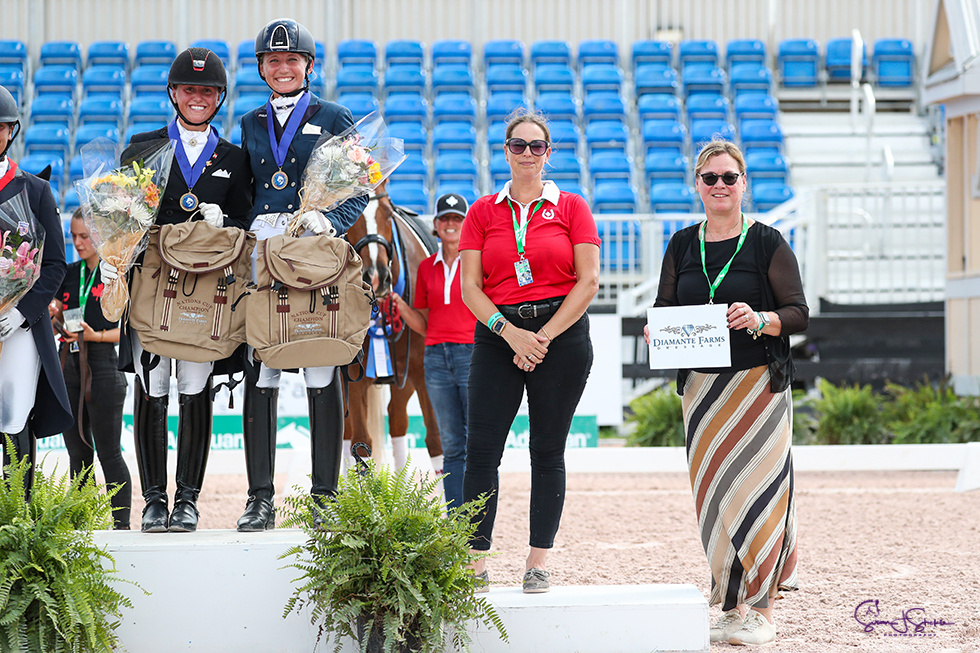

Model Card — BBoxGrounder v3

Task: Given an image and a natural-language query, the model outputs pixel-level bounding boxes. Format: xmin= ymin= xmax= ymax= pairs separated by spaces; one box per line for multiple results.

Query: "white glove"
xmin=100 ymin=260 xmax=119 ymax=281
xmin=296 ymin=210 xmax=337 ymax=237
xmin=0 ymin=308 xmax=26 ymax=342
xmin=199 ymin=202 xmax=224 ymax=228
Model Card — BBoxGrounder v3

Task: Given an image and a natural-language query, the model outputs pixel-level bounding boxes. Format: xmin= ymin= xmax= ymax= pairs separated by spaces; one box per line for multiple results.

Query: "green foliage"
xmin=279 ymin=462 xmax=508 ymax=653
xmin=1 ymin=439 xmax=139 ymax=653
xmin=883 ymin=379 xmax=980 ymax=444
xmin=626 ymin=384 xmax=685 ymax=447
xmin=812 ymin=379 xmax=887 ymax=444
xmin=791 ymin=389 xmax=819 ymax=445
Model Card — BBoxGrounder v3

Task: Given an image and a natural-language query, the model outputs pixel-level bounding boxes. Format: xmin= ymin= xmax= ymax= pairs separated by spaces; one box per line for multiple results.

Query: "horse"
xmin=343 ymin=181 xmax=443 ymax=472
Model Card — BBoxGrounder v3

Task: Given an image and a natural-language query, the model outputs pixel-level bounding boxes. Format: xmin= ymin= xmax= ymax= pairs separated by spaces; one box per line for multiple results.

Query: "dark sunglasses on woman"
xmin=506 ymin=138 xmax=549 ymax=156
xmin=436 ymin=214 xmax=465 ymax=223
xmin=698 ymin=172 xmax=743 ymax=186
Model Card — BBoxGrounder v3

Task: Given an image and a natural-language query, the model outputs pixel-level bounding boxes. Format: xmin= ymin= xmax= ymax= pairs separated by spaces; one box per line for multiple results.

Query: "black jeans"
xmin=463 ymin=310 xmax=592 ymax=551
xmin=62 ymin=343 xmax=131 ymax=529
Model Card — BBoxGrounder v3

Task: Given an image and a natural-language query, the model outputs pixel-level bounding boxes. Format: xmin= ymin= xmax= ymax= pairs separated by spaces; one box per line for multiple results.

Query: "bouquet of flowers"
xmin=285 ymin=111 xmax=406 ymax=237
xmin=75 ymin=138 xmax=175 ymax=321
xmin=0 ymin=192 xmax=44 ymax=360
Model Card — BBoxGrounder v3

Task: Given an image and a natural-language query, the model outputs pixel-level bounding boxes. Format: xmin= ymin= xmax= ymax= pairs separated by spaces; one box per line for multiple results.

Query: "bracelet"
xmin=487 ymin=312 xmax=504 ymax=330
xmin=540 ymin=327 xmax=552 ymax=341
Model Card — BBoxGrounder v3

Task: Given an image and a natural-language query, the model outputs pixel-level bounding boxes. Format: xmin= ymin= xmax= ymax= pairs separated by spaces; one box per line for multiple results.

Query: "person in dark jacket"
xmin=99 ymin=49 xmax=252 ymax=533
xmin=0 ymin=84 xmax=73 ymax=495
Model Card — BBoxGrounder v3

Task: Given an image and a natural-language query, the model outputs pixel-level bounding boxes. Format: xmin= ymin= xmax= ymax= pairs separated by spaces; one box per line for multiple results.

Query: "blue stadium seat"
xmin=638 ymin=94 xmax=681 ymax=122
xmin=128 ymin=95 xmax=173 ymax=124
xmin=383 ymin=66 xmax=426 ymax=96
xmin=644 ymin=152 xmax=689 ymax=184
xmin=546 ymin=152 xmax=583 ymax=182
xmin=560 ymin=182 xmax=588 ymax=201
xmin=632 ymin=40 xmax=673 ymax=69
xmin=125 ymin=121 xmax=167 ymax=144
xmin=23 ymin=124 xmax=70 ymax=160
xmin=873 ymin=38 xmax=914 ymax=87
xmin=384 ymin=94 xmax=428 ymax=124
xmin=582 ymin=94 xmax=626 ymax=125
xmin=490 ymin=152 xmax=510 ymax=187
xmin=549 ymin=120 xmax=581 ymax=151
xmin=387 ymin=154 xmax=428 ymax=183
xmin=596 ymin=219 xmax=640 ymax=269
xmin=534 ymin=64 xmax=575 ymax=94
xmin=131 ymin=65 xmax=170 ymax=97
xmin=234 ymin=66 xmax=268 ymax=96
xmin=581 ymin=64 xmax=623 ymax=96
xmin=642 ymin=119 xmax=688 ymax=156
xmin=337 ymin=93 xmax=379 ymax=122
xmin=229 ymin=124 xmax=242 ymax=146
xmin=678 ymin=40 xmax=719 ymax=71
xmin=733 ymin=94 xmax=778 ymax=125
xmin=592 ymin=181 xmax=637 ymax=213
xmin=78 ymin=96 xmax=123 ymax=128
xmin=589 ymin=151 xmax=631 ymax=182
xmin=484 ymin=40 xmax=524 ymax=68
xmin=650 ymin=182 xmax=696 ymax=213
xmin=585 ymin=121 xmax=628 ymax=155
xmin=682 ymin=65 xmax=726 ymax=97
xmin=231 ymin=93 xmax=268 ymax=122
xmin=530 ymin=41 xmax=572 ymax=68
xmin=191 ymin=40 xmax=231 ymax=69
xmin=826 ymin=37 xmax=867 ymax=82
xmin=33 ymin=65 xmax=77 ymax=99
xmin=745 ymin=152 xmax=789 ymax=186
xmin=40 ymin=42 xmax=82 ymax=73
xmin=690 ymin=120 xmax=736 ymax=150
xmin=578 ymin=40 xmax=618 ymax=68
xmin=432 ymin=93 xmax=477 ymax=125
xmin=388 ymin=182 xmax=429 ymax=214
xmin=335 ymin=66 xmax=379 ymax=95
xmin=435 ymin=183 xmax=478 ymax=206
xmin=81 ymin=65 xmax=126 ymax=97
xmin=725 ymin=39 xmax=766 ymax=70
xmin=778 ymin=39 xmax=819 ymax=87
xmin=74 ymin=124 xmax=119 ymax=154
xmin=0 ymin=40 xmax=28 ymax=74
xmin=752 ymin=182 xmax=794 ymax=211
xmin=338 ymin=40 xmax=378 ymax=68
xmin=635 ymin=65 xmax=678 ymax=96
xmin=487 ymin=122 xmax=507 ymax=151
xmin=740 ymin=119 xmax=784 ymax=154
xmin=432 ymin=122 xmax=476 ymax=155
xmin=19 ymin=154 xmax=65 ymax=191
xmin=685 ymin=94 xmax=729 ymax=124
xmin=432 ymin=40 xmax=472 ymax=67
xmin=314 ymin=42 xmax=327 ymax=64
xmin=430 ymin=65 xmax=474 ymax=96
xmin=135 ymin=41 xmax=177 ymax=67
xmin=87 ymin=41 xmax=130 ymax=69
xmin=434 ymin=152 xmax=479 ymax=185
xmin=237 ymin=40 xmax=256 ymax=67
xmin=730 ymin=63 xmax=772 ymax=97
xmin=385 ymin=40 xmax=425 ymax=68
xmin=486 ymin=65 xmax=527 ymax=94
xmin=29 ymin=96 xmax=73 ymax=127
xmin=63 ymin=188 xmax=80 ymax=215
xmin=485 ymin=92 xmax=527 ymax=124
xmin=534 ymin=93 xmax=579 ymax=123
xmin=0 ymin=67 xmax=25 ymax=107
xmin=388 ymin=123 xmax=427 ymax=153
xmin=68 ymin=155 xmax=85 ymax=183
xmin=309 ymin=65 xmax=326 ymax=98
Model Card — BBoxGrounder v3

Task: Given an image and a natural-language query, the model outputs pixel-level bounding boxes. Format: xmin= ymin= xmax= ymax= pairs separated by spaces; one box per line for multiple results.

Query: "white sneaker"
xmin=710 ymin=609 xmax=744 ymax=643
xmin=728 ymin=610 xmax=776 ymax=646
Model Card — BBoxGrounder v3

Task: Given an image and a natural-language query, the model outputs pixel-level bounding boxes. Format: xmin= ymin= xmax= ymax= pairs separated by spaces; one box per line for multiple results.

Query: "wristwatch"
xmin=491 ymin=318 xmax=509 ymax=335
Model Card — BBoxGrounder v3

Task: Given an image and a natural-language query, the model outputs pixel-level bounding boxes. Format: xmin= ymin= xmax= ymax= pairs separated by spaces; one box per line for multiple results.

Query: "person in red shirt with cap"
xmin=393 ymin=192 xmax=476 ymax=514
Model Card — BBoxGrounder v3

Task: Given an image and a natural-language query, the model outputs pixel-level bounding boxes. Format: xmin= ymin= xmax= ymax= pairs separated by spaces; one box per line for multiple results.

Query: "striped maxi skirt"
xmin=682 ymin=365 xmax=799 ymax=611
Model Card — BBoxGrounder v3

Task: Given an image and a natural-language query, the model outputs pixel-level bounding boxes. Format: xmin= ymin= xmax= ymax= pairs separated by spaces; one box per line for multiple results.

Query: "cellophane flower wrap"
xmin=0 ymin=191 xmax=45 ymax=360
xmin=75 ymin=138 xmax=175 ymax=321
xmin=285 ymin=111 xmax=406 ymax=237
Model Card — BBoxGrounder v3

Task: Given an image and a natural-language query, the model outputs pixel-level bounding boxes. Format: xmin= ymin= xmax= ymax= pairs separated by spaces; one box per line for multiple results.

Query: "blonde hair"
xmin=694 ymin=140 xmax=746 ymax=176
xmin=504 ymin=108 xmax=551 ymax=144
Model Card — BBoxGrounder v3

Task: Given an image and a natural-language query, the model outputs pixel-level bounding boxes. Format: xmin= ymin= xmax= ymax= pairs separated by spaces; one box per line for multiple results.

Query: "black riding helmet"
xmin=254 ymin=18 xmax=316 ymax=96
xmin=0 ymin=85 xmax=21 ymax=160
xmin=167 ymin=47 xmax=227 ymax=127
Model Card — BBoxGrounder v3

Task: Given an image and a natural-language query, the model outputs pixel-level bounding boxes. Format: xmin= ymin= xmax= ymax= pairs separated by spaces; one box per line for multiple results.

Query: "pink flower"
xmin=0 ymin=258 xmax=10 ymax=275
xmin=347 ymin=145 xmax=367 ymax=165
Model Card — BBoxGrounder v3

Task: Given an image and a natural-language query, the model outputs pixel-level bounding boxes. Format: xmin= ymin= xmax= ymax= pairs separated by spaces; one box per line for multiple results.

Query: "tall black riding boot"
xmin=237 ymin=377 xmax=278 ymax=532
xmin=169 ymin=380 xmax=213 ymax=533
xmin=310 ymin=369 xmax=345 ymax=527
xmin=132 ymin=377 xmax=170 ymax=533
xmin=2 ymin=424 xmax=36 ymax=501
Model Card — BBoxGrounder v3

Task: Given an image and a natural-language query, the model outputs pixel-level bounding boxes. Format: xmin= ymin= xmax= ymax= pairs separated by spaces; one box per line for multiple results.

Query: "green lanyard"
xmin=506 ymin=197 xmax=544 ymax=258
xmin=699 ymin=215 xmax=748 ymax=304
xmin=78 ymin=261 xmax=98 ymax=317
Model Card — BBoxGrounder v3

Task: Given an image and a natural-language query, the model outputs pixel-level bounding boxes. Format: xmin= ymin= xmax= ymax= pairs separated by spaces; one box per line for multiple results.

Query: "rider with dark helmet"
xmin=236 ymin=18 xmax=368 ymax=532
xmin=99 ymin=48 xmax=252 ymax=532
xmin=0 ymin=84 xmax=73 ymax=496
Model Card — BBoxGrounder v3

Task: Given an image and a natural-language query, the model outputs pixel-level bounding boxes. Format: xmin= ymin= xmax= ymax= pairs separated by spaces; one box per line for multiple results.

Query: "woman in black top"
xmin=54 ymin=209 xmax=131 ymax=529
xmin=644 ymin=140 xmax=808 ymax=646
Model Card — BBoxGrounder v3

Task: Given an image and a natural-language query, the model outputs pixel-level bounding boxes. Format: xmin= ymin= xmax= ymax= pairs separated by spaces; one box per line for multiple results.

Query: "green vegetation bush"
xmin=626 ymin=384 xmax=685 ymax=447
xmin=812 ymin=379 xmax=887 ymax=444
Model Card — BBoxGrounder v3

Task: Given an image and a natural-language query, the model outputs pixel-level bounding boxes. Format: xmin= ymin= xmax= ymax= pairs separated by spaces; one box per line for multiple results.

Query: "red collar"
xmin=0 ymin=160 xmax=17 ymax=192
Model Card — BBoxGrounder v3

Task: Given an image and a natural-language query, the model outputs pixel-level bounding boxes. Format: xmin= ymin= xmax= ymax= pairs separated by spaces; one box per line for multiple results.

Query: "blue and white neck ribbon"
xmin=365 ymin=312 xmax=393 ymax=379
xmin=168 ymin=119 xmax=219 ymax=189
xmin=266 ymin=91 xmax=311 ymax=169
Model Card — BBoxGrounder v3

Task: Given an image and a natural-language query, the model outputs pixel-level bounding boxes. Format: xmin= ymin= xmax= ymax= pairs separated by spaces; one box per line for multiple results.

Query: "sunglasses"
xmin=698 ymin=172 xmax=743 ymax=186
xmin=435 ymin=213 xmax=465 ymax=223
xmin=506 ymin=138 xmax=549 ymax=156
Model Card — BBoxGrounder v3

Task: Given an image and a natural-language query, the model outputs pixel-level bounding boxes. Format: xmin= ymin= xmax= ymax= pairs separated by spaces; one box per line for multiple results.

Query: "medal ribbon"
xmin=506 ymin=197 xmax=544 ymax=259
xmin=0 ymin=160 xmax=18 ymax=191
xmin=168 ymin=120 xmax=219 ymax=191
xmin=266 ymin=92 xmax=311 ymax=170
xmin=699 ymin=214 xmax=748 ymax=304
xmin=78 ymin=260 xmax=98 ymax=318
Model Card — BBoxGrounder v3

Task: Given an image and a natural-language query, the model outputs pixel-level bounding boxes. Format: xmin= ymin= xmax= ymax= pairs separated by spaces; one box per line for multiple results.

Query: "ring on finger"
xmin=524 ymin=363 xmax=530 ymax=370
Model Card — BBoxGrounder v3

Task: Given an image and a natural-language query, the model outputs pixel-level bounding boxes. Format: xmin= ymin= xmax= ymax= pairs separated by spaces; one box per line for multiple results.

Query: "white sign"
xmin=647 ymin=304 xmax=731 ymax=369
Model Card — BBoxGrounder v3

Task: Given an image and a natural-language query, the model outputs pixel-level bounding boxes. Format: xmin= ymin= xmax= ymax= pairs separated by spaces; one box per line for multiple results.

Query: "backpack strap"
xmin=160 ymin=268 xmax=180 ymax=331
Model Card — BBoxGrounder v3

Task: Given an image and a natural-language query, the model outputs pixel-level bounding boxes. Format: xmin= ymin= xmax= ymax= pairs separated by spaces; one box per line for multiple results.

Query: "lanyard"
xmin=78 ymin=261 xmax=98 ymax=317
xmin=0 ymin=160 xmax=17 ymax=191
xmin=167 ymin=119 xmax=219 ymax=190
xmin=699 ymin=215 xmax=748 ymax=304
xmin=506 ymin=197 xmax=544 ymax=258
xmin=266 ymin=92 xmax=311 ymax=169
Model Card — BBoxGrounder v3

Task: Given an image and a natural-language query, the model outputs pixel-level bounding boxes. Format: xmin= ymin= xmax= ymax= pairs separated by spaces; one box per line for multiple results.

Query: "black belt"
xmin=498 ymin=297 xmax=565 ymax=320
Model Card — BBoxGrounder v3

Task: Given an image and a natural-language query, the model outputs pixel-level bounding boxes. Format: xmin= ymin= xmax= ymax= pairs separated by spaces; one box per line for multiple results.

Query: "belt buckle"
xmin=517 ymin=304 xmax=536 ymax=319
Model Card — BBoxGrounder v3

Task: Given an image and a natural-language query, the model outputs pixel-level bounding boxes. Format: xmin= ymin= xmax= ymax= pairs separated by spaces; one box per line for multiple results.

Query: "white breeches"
xmin=0 ymin=327 xmax=41 ymax=432
xmin=131 ymin=330 xmax=213 ymax=398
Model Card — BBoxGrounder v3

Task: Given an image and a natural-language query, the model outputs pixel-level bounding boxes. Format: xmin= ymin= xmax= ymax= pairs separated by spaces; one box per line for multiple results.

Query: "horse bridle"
xmin=350 ymin=192 xmax=394 ymax=262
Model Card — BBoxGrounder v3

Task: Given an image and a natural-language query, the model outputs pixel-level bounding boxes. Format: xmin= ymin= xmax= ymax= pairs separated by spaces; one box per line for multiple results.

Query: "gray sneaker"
xmin=710 ymin=609 xmax=744 ymax=643
xmin=522 ymin=568 xmax=551 ymax=593
xmin=473 ymin=570 xmax=490 ymax=593
xmin=729 ymin=611 xmax=776 ymax=646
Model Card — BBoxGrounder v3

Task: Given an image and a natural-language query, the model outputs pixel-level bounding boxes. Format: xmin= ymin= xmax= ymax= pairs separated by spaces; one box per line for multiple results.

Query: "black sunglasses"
xmin=506 ymin=138 xmax=549 ymax=156
xmin=698 ymin=172 xmax=743 ymax=186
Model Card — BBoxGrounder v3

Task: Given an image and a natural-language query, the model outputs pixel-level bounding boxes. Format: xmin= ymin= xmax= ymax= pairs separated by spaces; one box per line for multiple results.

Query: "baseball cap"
xmin=434 ymin=193 xmax=468 ymax=219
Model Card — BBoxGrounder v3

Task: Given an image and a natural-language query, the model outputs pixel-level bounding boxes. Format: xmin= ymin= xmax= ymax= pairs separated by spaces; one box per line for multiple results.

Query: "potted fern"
xmin=280 ymin=459 xmax=507 ymax=653
xmin=0 ymin=439 xmax=140 ymax=652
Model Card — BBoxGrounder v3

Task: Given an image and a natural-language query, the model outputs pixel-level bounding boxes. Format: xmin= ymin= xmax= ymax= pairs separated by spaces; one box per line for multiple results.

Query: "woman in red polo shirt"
xmin=458 ymin=109 xmax=600 ymax=593
xmin=393 ymin=192 xmax=476 ymax=513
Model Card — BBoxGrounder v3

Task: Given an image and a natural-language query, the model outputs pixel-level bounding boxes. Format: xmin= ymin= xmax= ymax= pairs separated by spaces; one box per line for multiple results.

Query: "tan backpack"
xmin=245 ymin=234 xmax=372 ymax=370
xmin=130 ymin=221 xmax=255 ymax=363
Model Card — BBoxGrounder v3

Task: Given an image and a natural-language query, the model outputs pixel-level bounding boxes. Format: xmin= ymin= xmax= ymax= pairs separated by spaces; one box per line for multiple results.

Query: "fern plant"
xmin=279 ymin=461 xmax=507 ymax=653
xmin=1 ymin=439 xmax=138 ymax=652
xmin=626 ymin=384 xmax=685 ymax=447
xmin=812 ymin=379 xmax=887 ymax=444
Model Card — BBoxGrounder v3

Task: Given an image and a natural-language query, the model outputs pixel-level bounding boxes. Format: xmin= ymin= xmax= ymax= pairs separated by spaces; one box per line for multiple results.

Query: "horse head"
xmin=350 ymin=182 xmax=399 ymax=297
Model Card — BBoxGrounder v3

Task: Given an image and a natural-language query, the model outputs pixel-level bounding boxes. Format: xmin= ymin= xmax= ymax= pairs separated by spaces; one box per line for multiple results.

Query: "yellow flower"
xmin=368 ymin=162 xmax=383 ymax=185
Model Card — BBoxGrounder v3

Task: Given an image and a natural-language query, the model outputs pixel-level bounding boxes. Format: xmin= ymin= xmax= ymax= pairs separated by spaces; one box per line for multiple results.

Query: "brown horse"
xmin=343 ymin=182 xmax=442 ymax=468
